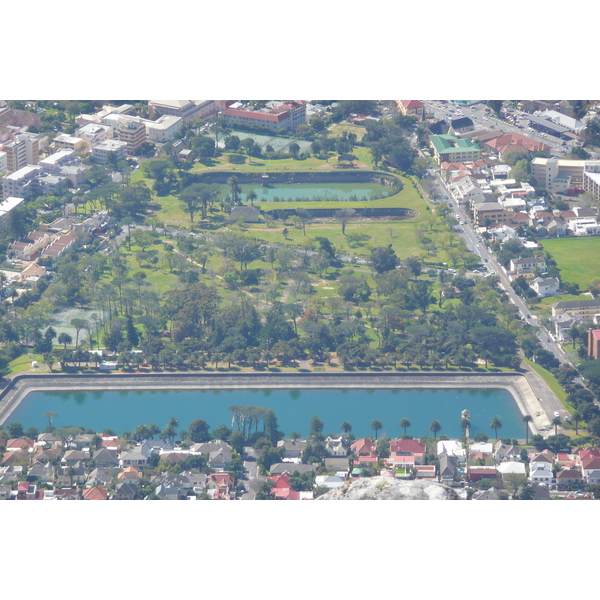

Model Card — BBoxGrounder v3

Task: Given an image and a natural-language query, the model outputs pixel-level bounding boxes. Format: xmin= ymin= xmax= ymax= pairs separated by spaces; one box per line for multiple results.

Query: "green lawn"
xmin=522 ymin=357 xmax=569 ymax=406
xmin=8 ymin=354 xmax=45 ymax=376
xmin=541 ymin=237 xmax=600 ymax=289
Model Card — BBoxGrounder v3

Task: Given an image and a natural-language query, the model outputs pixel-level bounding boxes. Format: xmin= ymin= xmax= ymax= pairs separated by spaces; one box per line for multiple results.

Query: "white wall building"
xmin=91 ymin=139 xmax=128 ymax=164
xmin=0 ymin=196 xmax=25 ymax=229
xmin=568 ymin=218 xmax=600 ymax=236
xmin=0 ymin=150 xmax=7 ymax=174
xmin=2 ymin=165 xmax=42 ymax=199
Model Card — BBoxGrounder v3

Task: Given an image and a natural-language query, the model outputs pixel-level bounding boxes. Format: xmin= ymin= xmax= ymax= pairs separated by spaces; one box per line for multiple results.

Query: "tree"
xmin=490 ymin=416 xmax=503 ymax=441
xmin=522 ymin=414 xmax=533 ymax=444
xmin=289 ymin=142 xmax=300 ymax=159
xmin=58 ymin=332 xmax=73 ymax=349
xmin=309 ymin=415 xmax=324 ymax=440
xmin=429 ymin=420 xmax=441 ymax=438
xmin=335 ymin=208 xmax=356 ymax=235
xmin=572 ymin=410 xmax=582 ymax=436
xmin=370 ymin=244 xmax=399 ymax=274
xmin=487 ymin=100 xmax=503 ymax=115
xmin=340 ymin=421 xmax=352 ymax=434
xmin=371 ymin=419 xmax=383 ymax=440
xmin=503 ymin=473 xmax=527 ymax=499
xmin=188 ymin=419 xmax=210 ymax=443
xmin=399 ymin=418 xmax=411 ymax=436
xmin=551 ymin=416 xmax=562 ymax=437
xmin=70 ymin=318 xmax=88 ymax=350
xmin=43 ymin=411 xmax=59 ymax=430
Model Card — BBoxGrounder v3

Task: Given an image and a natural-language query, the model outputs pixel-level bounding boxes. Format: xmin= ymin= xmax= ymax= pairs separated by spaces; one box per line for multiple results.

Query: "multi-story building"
xmin=398 ymin=100 xmax=425 ymax=120
xmin=148 ymin=100 xmax=219 ymax=122
xmin=588 ymin=329 xmax=600 ymax=360
xmin=0 ymin=150 xmax=7 ymax=174
xmin=473 ymin=202 xmax=514 ymax=227
xmin=552 ymin=299 xmax=600 ymax=319
xmin=583 ymin=171 xmax=600 ymax=202
xmin=2 ymin=165 xmax=42 ymax=199
xmin=531 ymin=157 xmax=600 ymax=193
xmin=91 ymin=139 xmax=128 ymax=164
xmin=221 ymin=101 xmax=307 ymax=132
xmin=76 ymin=123 xmax=114 ymax=146
xmin=0 ymin=196 xmax=25 ymax=230
xmin=428 ymin=134 xmax=481 ymax=164
xmin=53 ymin=134 xmax=88 ymax=153
xmin=39 ymin=149 xmax=79 ymax=174
xmin=116 ymin=119 xmax=147 ymax=154
xmin=146 ymin=115 xmax=183 ymax=143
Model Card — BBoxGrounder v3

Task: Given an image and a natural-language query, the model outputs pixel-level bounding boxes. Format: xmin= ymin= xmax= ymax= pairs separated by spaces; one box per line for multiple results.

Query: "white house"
xmin=469 ymin=442 xmax=493 ymax=455
xmin=436 ymin=440 xmax=466 ymax=463
xmin=530 ymin=276 xmax=560 ymax=297
xmin=529 ymin=468 xmax=553 ymax=485
xmin=569 ymin=218 xmax=600 ymax=236
xmin=497 ymin=461 xmax=526 ymax=476
xmin=324 ymin=436 xmax=348 ymax=457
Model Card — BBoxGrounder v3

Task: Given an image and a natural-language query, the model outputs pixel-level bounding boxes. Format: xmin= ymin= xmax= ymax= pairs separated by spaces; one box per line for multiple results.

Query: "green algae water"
xmin=7 ymin=387 xmax=524 ymax=439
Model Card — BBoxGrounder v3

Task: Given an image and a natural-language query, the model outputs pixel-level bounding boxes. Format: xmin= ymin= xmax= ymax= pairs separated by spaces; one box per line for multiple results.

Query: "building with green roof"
xmin=429 ymin=134 xmax=481 ymax=164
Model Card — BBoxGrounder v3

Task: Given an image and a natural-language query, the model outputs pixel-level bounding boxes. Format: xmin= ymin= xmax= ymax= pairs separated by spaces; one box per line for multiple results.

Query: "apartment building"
xmin=0 ymin=196 xmax=25 ymax=230
xmin=2 ymin=165 xmax=42 ymax=199
xmin=91 ymin=139 xmax=127 ymax=164
xmin=116 ymin=119 xmax=147 ymax=154
xmin=589 ymin=329 xmax=600 ymax=360
xmin=429 ymin=134 xmax=481 ymax=164
xmin=473 ymin=202 xmax=515 ymax=227
xmin=583 ymin=171 xmax=600 ymax=202
xmin=76 ymin=123 xmax=114 ymax=146
xmin=53 ymin=134 xmax=88 ymax=152
xmin=39 ymin=149 xmax=78 ymax=173
xmin=531 ymin=157 xmax=600 ymax=193
xmin=2 ymin=132 xmax=41 ymax=173
xmin=0 ymin=150 xmax=6 ymax=174
xmin=552 ymin=299 xmax=600 ymax=319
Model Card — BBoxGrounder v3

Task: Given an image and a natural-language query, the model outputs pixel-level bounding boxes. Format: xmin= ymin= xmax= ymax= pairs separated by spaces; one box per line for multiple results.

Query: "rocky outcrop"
xmin=316 ymin=477 xmax=466 ymax=500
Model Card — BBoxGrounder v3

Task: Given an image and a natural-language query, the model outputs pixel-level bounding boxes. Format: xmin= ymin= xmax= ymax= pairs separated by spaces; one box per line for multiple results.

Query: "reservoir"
xmin=6 ymin=387 xmax=524 ymax=440
xmin=240 ymin=182 xmax=392 ymax=203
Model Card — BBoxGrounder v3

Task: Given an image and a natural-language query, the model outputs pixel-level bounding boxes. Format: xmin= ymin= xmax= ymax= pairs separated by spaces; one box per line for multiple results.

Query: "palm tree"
xmin=460 ymin=418 xmax=471 ymax=439
xmin=340 ymin=421 xmax=352 ymax=435
xmin=429 ymin=420 xmax=441 ymax=439
xmin=58 ymin=332 xmax=72 ymax=349
xmin=572 ymin=411 xmax=582 ymax=436
xmin=490 ymin=416 xmax=503 ymax=441
xmin=522 ymin=414 xmax=533 ymax=444
xmin=371 ymin=419 xmax=383 ymax=440
xmin=399 ymin=418 xmax=411 ymax=436
xmin=551 ymin=416 xmax=562 ymax=437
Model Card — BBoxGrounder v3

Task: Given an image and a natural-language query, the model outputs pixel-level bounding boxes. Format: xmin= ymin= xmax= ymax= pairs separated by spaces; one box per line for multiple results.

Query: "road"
xmin=240 ymin=446 xmax=261 ymax=500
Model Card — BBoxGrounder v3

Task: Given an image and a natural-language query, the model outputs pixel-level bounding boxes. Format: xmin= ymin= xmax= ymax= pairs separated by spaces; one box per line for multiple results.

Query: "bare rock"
xmin=316 ymin=476 xmax=466 ymax=500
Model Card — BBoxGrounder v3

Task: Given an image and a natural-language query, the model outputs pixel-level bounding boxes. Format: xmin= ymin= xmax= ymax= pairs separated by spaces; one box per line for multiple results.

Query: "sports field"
xmin=541 ymin=237 xmax=600 ymax=289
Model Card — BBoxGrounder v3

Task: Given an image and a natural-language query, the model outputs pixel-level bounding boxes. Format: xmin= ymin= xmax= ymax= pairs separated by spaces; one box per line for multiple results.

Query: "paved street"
xmin=240 ymin=447 xmax=261 ymax=500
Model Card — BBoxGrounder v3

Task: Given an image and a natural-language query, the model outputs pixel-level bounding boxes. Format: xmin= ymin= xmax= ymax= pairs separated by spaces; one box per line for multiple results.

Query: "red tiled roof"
xmin=401 ymin=100 xmax=424 ymax=109
xmin=556 ymin=469 xmax=582 ymax=480
xmin=390 ymin=438 xmax=426 ymax=454
xmin=582 ymin=456 xmax=600 ymax=470
xmin=83 ymin=487 xmax=108 ymax=500
xmin=591 ymin=330 xmax=600 ymax=341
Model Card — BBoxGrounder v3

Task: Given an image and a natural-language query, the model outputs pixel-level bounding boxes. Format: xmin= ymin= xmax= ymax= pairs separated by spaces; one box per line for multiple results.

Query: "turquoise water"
xmin=7 ymin=387 xmax=524 ymax=439
xmin=240 ymin=183 xmax=390 ymax=202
